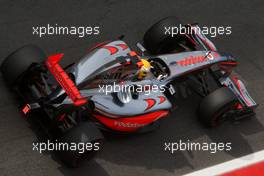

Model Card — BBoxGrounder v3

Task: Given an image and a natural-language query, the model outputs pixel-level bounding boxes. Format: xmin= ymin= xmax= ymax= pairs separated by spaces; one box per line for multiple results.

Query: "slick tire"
xmin=1 ymin=45 xmax=46 ymax=86
xmin=198 ymin=87 xmax=238 ymax=127
xmin=143 ymin=16 xmax=195 ymax=54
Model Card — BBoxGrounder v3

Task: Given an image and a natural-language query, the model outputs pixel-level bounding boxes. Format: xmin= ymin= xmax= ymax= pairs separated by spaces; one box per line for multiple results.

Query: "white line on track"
xmin=183 ymin=149 xmax=264 ymax=176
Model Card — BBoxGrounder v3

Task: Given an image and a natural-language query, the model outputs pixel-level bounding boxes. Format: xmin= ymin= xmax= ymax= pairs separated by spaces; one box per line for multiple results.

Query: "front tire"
xmin=143 ymin=17 xmax=195 ymax=54
xmin=198 ymin=87 xmax=238 ymax=127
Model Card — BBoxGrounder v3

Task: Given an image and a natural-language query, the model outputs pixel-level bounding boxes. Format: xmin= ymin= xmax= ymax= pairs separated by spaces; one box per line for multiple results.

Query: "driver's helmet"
xmin=138 ymin=59 xmax=151 ymax=80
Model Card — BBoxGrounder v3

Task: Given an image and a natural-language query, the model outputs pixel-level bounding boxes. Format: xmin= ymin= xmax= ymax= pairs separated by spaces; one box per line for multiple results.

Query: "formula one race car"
xmin=0 ymin=17 xmax=257 ymax=167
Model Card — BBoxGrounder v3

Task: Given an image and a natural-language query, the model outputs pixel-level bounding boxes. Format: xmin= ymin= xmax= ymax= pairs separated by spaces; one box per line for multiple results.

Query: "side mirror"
xmin=136 ymin=42 xmax=146 ymax=55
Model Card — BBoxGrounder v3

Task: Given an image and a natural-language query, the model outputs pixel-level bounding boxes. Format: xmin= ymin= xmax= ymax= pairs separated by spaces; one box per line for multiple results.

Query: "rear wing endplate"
xmin=46 ymin=53 xmax=87 ymax=106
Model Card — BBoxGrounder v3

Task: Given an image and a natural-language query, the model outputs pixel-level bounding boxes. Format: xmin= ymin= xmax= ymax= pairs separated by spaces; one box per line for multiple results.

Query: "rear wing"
xmin=46 ymin=53 xmax=87 ymax=106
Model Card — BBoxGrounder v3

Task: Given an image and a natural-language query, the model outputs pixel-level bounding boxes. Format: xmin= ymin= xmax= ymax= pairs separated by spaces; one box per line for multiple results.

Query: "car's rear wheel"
xmin=1 ymin=45 xmax=46 ymax=86
xmin=57 ymin=122 xmax=104 ymax=168
xmin=198 ymin=87 xmax=238 ymax=127
xmin=143 ymin=16 xmax=195 ymax=54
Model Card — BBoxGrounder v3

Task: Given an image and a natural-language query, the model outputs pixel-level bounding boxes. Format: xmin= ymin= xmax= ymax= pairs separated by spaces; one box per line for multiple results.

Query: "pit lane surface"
xmin=0 ymin=0 xmax=264 ymax=175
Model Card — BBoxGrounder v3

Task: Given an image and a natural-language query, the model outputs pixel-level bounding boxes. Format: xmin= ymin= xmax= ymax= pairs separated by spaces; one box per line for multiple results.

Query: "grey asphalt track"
xmin=0 ymin=0 xmax=264 ymax=176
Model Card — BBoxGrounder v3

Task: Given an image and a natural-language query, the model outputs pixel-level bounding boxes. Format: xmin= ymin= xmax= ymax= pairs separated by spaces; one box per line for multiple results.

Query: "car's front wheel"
xmin=198 ymin=87 xmax=238 ymax=127
xmin=143 ymin=16 xmax=196 ymax=54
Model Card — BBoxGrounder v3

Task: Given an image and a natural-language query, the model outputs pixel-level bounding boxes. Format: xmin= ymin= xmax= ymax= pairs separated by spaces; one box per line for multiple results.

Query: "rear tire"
xmin=1 ymin=45 xmax=46 ymax=86
xmin=57 ymin=122 xmax=104 ymax=168
xmin=198 ymin=87 xmax=238 ymax=127
xmin=143 ymin=16 xmax=195 ymax=54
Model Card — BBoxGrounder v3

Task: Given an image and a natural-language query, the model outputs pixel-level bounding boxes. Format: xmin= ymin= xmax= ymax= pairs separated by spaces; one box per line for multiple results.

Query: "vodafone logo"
xmin=114 ymin=121 xmax=146 ymax=128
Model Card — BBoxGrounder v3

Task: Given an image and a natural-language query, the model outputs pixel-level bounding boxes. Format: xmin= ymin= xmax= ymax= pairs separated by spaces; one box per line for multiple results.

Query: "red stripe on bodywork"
xmin=158 ymin=96 xmax=166 ymax=104
xmin=87 ymin=40 xmax=111 ymax=52
xmin=144 ymin=98 xmax=156 ymax=111
xmin=196 ymin=34 xmax=216 ymax=51
xmin=116 ymin=43 xmax=128 ymax=50
xmin=102 ymin=46 xmax=118 ymax=55
xmin=94 ymin=110 xmax=169 ymax=132
xmin=46 ymin=53 xmax=87 ymax=106
xmin=220 ymin=61 xmax=238 ymax=66
xmin=184 ymin=33 xmax=197 ymax=46
xmin=232 ymin=76 xmax=252 ymax=106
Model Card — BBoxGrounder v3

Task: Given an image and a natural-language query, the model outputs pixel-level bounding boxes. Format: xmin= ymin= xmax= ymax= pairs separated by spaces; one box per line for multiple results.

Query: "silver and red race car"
xmin=0 ymin=17 xmax=257 ymax=167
